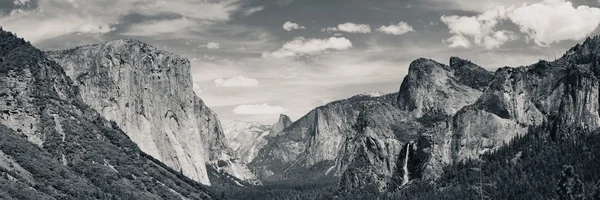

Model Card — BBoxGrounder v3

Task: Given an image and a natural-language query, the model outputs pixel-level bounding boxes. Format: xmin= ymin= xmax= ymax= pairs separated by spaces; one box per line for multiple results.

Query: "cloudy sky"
xmin=2 ymin=0 xmax=600 ymax=124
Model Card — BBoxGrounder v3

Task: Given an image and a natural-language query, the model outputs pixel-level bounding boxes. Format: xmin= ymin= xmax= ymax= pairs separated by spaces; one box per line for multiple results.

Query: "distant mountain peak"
xmin=359 ymin=90 xmax=385 ymax=97
xmin=271 ymin=114 xmax=293 ymax=136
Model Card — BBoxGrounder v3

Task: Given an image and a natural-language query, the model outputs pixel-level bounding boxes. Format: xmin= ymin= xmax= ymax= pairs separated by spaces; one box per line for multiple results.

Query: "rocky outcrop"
xmin=250 ymin=94 xmax=407 ymax=183
xmin=269 ymin=114 xmax=293 ymax=137
xmin=46 ymin=39 xmax=256 ymax=185
xmin=250 ymin=57 xmax=496 ymax=190
xmin=0 ymin=29 xmax=214 ymax=199
xmin=397 ymin=57 xmax=493 ymax=118
xmin=451 ymin=36 xmax=600 ymax=162
xmin=46 ymin=39 xmax=213 ymax=185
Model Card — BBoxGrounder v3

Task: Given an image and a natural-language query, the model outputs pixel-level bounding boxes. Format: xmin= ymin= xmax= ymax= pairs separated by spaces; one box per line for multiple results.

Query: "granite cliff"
xmin=0 ymin=29 xmax=215 ymax=199
xmin=250 ymin=39 xmax=600 ymax=192
xmin=46 ymin=39 xmax=256 ymax=185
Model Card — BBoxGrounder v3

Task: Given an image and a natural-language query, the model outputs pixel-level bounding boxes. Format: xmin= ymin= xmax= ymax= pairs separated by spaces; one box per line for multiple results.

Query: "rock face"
xmin=250 ymin=57 xmax=495 ymax=190
xmin=250 ymin=94 xmax=406 ymax=184
xmin=451 ymin=36 xmax=600 ymax=162
xmin=224 ymin=115 xmax=292 ymax=165
xmin=46 ymin=39 xmax=256 ymax=185
xmin=251 ymin=36 xmax=600 ymax=192
xmin=0 ymin=30 xmax=214 ymax=199
xmin=269 ymin=114 xmax=293 ymax=137
xmin=397 ymin=57 xmax=494 ymax=118
xmin=46 ymin=39 xmax=213 ymax=185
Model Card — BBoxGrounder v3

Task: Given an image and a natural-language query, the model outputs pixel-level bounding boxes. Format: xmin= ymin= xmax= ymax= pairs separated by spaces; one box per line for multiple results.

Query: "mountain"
xmin=224 ymin=114 xmax=293 ymax=164
xmin=224 ymin=121 xmax=271 ymax=164
xmin=46 ymin=39 xmax=257 ymax=184
xmin=359 ymin=90 xmax=386 ymax=98
xmin=249 ymin=93 xmax=405 ymax=185
xmin=451 ymin=35 xmax=600 ymax=163
xmin=269 ymin=114 xmax=293 ymax=137
xmin=248 ymin=56 xmax=526 ymax=190
xmin=250 ymin=36 xmax=600 ymax=194
xmin=0 ymin=29 xmax=215 ymax=199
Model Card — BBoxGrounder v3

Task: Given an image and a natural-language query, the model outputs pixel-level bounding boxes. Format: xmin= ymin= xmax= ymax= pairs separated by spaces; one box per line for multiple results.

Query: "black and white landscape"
xmin=1 ymin=0 xmax=600 ymax=199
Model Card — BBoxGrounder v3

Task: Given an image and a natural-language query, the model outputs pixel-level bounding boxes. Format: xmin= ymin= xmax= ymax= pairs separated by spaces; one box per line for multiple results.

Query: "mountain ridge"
xmin=46 ymin=37 xmax=258 ymax=185
xmin=250 ymin=34 xmax=600 ymax=192
xmin=0 ymin=29 xmax=216 ymax=199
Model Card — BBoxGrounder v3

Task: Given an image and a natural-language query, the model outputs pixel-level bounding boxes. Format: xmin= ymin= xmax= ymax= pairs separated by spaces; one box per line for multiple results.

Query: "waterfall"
xmin=401 ymin=143 xmax=411 ymax=186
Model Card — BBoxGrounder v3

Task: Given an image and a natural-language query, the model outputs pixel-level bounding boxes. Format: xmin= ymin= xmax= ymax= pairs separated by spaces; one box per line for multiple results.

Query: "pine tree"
xmin=556 ymin=165 xmax=585 ymax=200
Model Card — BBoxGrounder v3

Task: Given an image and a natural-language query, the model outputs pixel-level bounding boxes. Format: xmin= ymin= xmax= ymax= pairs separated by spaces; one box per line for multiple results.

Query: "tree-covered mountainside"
xmin=0 ymin=29 xmax=217 ymax=199
xmin=224 ymin=123 xmax=600 ymax=200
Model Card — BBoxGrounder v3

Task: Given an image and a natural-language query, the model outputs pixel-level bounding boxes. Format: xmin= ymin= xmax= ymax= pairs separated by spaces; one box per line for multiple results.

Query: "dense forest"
xmin=223 ymin=124 xmax=600 ymax=200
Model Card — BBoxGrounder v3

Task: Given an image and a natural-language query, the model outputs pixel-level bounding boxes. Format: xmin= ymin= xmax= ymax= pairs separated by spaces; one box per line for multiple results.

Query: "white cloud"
xmin=233 ymin=103 xmax=289 ymax=115
xmin=321 ymin=27 xmax=339 ymax=32
xmin=190 ymin=57 xmax=203 ymax=63
xmin=193 ymin=82 xmax=205 ymax=94
xmin=244 ymin=6 xmax=264 ymax=16
xmin=441 ymin=5 xmax=515 ymax=49
xmin=377 ymin=22 xmax=414 ymax=35
xmin=214 ymin=76 xmax=259 ymax=87
xmin=262 ymin=37 xmax=352 ymax=58
xmin=121 ymin=18 xmax=194 ymax=36
xmin=203 ymin=42 xmax=220 ymax=49
xmin=333 ymin=22 xmax=371 ymax=33
xmin=136 ymin=0 xmax=241 ymax=21
xmin=440 ymin=0 xmax=600 ymax=48
xmin=13 ymin=0 xmax=30 ymax=6
xmin=283 ymin=21 xmax=306 ymax=31
xmin=426 ymin=0 xmax=538 ymax=12
xmin=0 ymin=0 xmax=242 ymax=43
xmin=445 ymin=35 xmax=472 ymax=48
xmin=204 ymin=54 xmax=217 ymax=60
xmin=509 ymin=0 xmax=600 ymax=45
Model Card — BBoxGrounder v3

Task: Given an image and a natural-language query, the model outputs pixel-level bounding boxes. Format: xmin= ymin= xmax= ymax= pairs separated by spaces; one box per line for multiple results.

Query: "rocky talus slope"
xmin=0 ymin=29 xmax=215 ymax=199
xmin=46 ymin=39 xmax=257 ymax=185
xmin=252 ymin=36 xmax=600 ymax=192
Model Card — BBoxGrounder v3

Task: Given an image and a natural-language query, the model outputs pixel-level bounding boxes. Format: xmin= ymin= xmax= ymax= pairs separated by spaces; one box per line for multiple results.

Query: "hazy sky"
xmin=2 ymin=0 xmax=600 ymax=124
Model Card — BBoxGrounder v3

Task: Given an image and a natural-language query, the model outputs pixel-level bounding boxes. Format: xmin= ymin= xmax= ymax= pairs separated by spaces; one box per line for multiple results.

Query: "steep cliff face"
xmin=451 ymin=37 xmax=600 ymax=162
xmin=269 ymin=114 xmax=293 ymax=137
xmin=46 ymin=39 xmax=255 ymax=185
xmin=46 ymin=40 xmax=213 ymax=185
xmin=338 ymin=58 xmax=494 ymax=190
xmin=250 ymin=93 xmax=406 ymax=183
xmin=250 ymin=57 xmax=495 ymax=190
xmin=0 ymin=30 xmax=214 ymax=199
xmin=397 ymin=57 xmax=494 ymax=118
